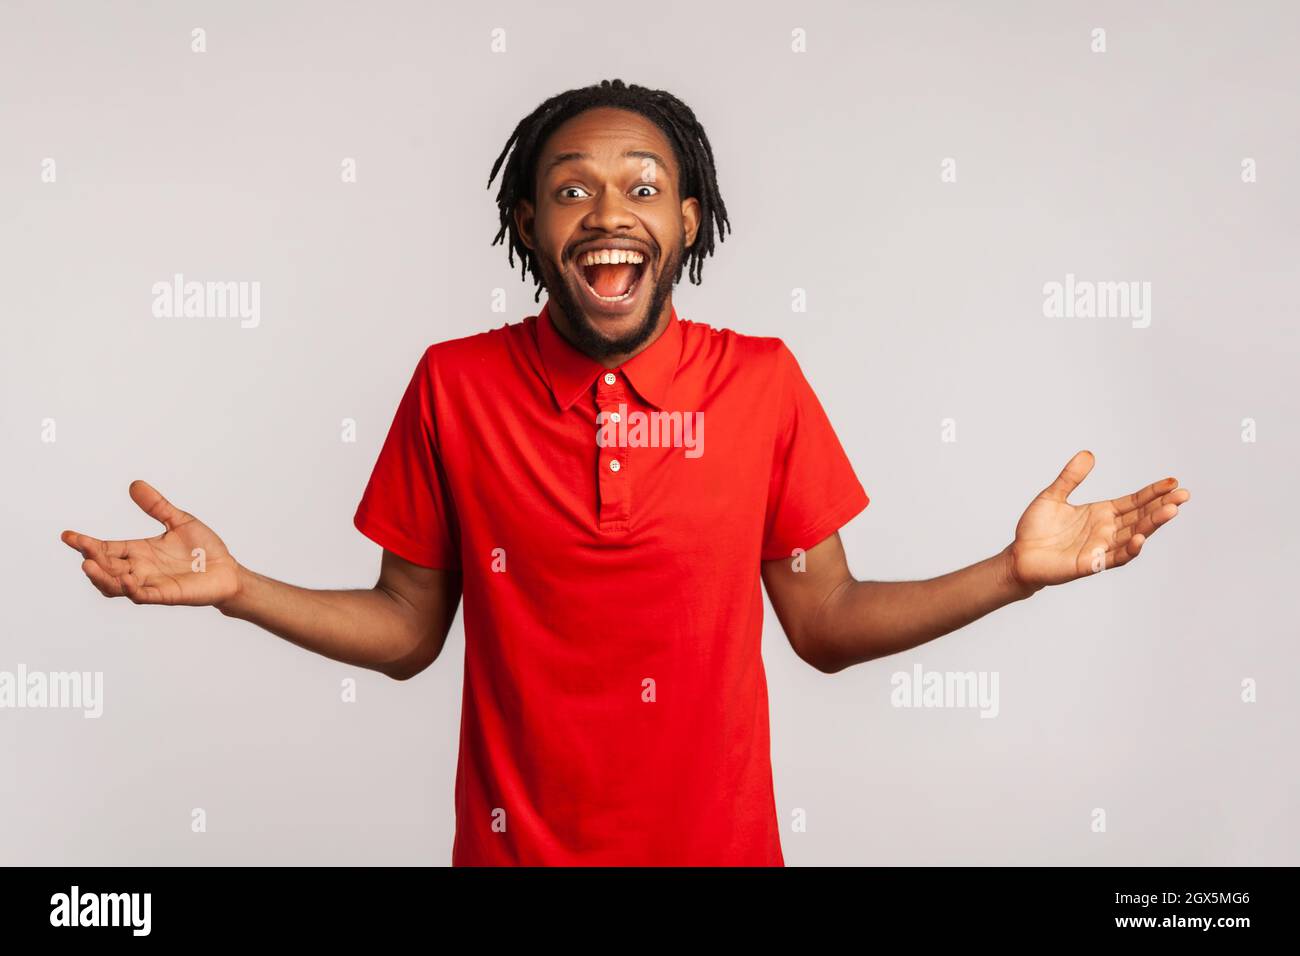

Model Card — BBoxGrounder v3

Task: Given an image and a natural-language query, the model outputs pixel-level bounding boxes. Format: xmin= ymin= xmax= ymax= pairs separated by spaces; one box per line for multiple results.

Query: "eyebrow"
xmin=543 ymin=149 xmax=670 ymax=177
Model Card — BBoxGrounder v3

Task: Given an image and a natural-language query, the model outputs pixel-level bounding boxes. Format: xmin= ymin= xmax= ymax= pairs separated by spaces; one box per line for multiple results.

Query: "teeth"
xmin=579 ymin=249 xmax=645 ymax=266
xmin=577 ymin=247 xmax=646 ymax=303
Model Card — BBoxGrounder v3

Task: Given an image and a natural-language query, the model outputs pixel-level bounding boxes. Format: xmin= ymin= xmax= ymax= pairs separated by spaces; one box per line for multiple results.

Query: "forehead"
xmin=536 ymin=107 xmax=679 ymax=180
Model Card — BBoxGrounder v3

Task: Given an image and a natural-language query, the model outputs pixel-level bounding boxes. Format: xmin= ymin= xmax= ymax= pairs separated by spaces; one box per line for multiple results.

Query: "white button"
xmin=603 ymin=372 xmax=616 ymax=386
xmin=609 ymin=459 xmax=621 ymax=472
xmin=609 ymin=411 xmax=621 ymax=423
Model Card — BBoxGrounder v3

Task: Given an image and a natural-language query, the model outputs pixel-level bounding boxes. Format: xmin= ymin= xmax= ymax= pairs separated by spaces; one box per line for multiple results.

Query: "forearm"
xmin=807 ymin=544 xmax=1039 ymax=673
xmin=215 ymin=564 xmax=423 ymax=679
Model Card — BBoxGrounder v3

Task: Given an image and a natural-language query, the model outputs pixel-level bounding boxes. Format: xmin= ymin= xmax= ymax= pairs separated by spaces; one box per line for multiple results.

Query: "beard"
xmin=539 ymin=235 xmax=684 ymax=360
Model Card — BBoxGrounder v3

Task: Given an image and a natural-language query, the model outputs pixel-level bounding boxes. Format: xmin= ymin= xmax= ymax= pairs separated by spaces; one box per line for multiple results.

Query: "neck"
xmin=550 ymin=300 xmax=674 ymax=369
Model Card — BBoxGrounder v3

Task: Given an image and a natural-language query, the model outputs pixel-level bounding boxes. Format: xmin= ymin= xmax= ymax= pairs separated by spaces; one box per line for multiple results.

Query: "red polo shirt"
xmin=353 ymin=302 xmax=869 ymax=866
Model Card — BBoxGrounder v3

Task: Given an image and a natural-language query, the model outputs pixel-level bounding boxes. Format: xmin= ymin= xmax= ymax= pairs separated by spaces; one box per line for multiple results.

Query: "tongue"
xmin=586 ymin=263 xmax=638 ymax=298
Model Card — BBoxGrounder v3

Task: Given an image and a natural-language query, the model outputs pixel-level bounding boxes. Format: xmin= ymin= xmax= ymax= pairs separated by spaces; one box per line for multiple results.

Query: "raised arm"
xmin=62 ymin=480 xmax=461 ymax=680
xmin=762 ymin=451 xmax=1190 ymax=674
xmin=762 ymin=532 xmax=1028 ymax=673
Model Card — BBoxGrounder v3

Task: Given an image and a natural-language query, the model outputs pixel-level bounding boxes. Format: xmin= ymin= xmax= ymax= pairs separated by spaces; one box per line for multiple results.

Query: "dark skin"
xmin=514 ymin=107 xmax=700 ymax=369
xmin=60 ymin=108 xmax=1191 ymax=680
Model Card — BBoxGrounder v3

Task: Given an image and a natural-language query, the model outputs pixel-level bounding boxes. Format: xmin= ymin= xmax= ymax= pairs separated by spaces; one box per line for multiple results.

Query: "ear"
xmin=681 ymin=196 xmax=701 ymax=249
xmin=514 ymin=199 xmax=536 ymax=252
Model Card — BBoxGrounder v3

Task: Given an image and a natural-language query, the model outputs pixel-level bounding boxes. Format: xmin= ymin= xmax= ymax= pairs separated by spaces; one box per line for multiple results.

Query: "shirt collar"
xmin=535 ymin=300 xmax=683 ymax=412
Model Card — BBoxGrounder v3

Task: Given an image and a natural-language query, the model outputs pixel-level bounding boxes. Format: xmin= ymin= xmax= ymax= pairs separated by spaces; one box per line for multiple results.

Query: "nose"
xmin=582 ymin=184 xmax=638 ymax=233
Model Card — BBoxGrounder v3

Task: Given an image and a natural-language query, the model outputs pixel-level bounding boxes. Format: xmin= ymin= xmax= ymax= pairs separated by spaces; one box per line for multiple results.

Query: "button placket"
xmin=595 ymin=368 xmax=630 ymax=529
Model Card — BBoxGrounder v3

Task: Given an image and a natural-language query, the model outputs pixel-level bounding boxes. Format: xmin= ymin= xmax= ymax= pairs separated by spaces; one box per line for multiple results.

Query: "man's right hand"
xmin=62 ymin=480 xmax=241 ymax=607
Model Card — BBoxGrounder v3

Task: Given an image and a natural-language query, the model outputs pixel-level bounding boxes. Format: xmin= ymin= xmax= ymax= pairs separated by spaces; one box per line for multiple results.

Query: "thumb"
xmin=1039 ymin=450 xmax=1095 ymax=503
xmin=128 ymin=479 xmax=188 ymax=531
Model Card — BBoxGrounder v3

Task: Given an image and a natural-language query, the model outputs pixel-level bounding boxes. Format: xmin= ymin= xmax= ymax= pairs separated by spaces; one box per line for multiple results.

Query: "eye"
xmin=559 ymin=185 xmax=590 ymax=200
xmin=631 ymin=184 xmax=659 ymax=198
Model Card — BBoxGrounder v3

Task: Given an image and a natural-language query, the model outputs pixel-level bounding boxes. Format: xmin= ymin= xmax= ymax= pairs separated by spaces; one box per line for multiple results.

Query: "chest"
xmin=440 ymin=384 xmax=775 ymax=564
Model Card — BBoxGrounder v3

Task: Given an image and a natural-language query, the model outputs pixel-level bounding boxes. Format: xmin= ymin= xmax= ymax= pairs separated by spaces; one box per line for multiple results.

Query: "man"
xmin=61 ymin=79 xmax=1190 ymax=866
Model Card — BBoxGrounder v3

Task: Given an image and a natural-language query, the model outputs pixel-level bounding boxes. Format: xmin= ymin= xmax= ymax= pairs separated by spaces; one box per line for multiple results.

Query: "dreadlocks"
xmin=487 ymin=79 xmax=731 ymax=302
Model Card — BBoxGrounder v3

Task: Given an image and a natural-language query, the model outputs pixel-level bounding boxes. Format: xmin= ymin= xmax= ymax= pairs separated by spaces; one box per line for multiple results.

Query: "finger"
xmin=62 ymin=531 xmax=132 ymax=574
xmin=1118 ymin=487 xmax=1190 ymax=531
xmin=63 ymin=529 xmax=127 ymax=559
xmin=61 ymin=529 xmax=103 ymax=556
xmin=81 ymin=558 xmax=127 ymax=598
xmin=1115 ymin=501 xmax=1181 ymax=545
xmin=119 ymin=569 xmax=169 ymax=606
xmin=128 ymin=479 xmax=188 ymax=532
xmin=77 ymin=551 xmax=153 ymax=603
xmin=1040 ymin=450 xmax=1095 ymax=504
xmin=1105 ymin=532 xmax=1146 ymax=569
xmin=1114 ymin=477 xmax=1185 ymax=516
xmin=1108 ymin=508 xmax=1177 ymax=572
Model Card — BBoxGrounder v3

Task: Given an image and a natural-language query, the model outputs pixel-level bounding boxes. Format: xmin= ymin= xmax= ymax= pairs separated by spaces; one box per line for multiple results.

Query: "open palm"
xmin=1008 ymin=450 xmax=1190 ymax=590
xmin=62 ymin=480 xmax=240 ymax=606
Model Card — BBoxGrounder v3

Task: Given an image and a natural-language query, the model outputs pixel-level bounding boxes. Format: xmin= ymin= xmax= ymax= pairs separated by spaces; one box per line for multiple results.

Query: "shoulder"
xmin=675 ymin=319 xmax=820 ymax=433
xmin=416 ymin=316 xmax=538 ymax=380
xmin=677 ymin=316 xmax=793 ymax=374
xmin=423 ymin=317 xmax=531 ymax=363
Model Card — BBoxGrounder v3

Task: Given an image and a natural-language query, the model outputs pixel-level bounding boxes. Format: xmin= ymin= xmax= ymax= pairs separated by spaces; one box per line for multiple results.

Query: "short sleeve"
xmin=760 ymin=342 xmax=870 ymax=561
xmin=353 ymin=347 xmax=461 ymax=570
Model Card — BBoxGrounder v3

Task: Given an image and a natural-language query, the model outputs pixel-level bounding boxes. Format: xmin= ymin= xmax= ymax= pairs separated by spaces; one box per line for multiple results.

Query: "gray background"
xmin=2 ymin=0 xmax=1296 ymax=865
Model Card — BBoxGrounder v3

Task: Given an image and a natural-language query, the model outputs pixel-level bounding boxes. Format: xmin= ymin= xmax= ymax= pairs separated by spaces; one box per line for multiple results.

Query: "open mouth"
xmin=576 ymin=248 xmax=649 ymax=307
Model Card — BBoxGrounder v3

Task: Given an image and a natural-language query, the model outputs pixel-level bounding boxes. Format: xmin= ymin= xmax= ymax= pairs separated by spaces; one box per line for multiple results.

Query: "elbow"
xmin=383 ymin=660 xmax=434 ymax=681
xmin=811 ymin=657 xmax=843 ymax=676
xmin=793 ymin=578 xmax=859 ymax=675
xmin=809 ymin=650 xmax=848 ymax=676
xmin=382 ymin=650 xmax=439 ymax=681
xmin=380 ymin=640 xmax=441 ymax=682
xmin=375 ymin=601 xmax=452 ymax=682
xmin=791 ymin=601 xmax=850 ymax=676
xmin=792 ymin=631 xmax=843 ymax=675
